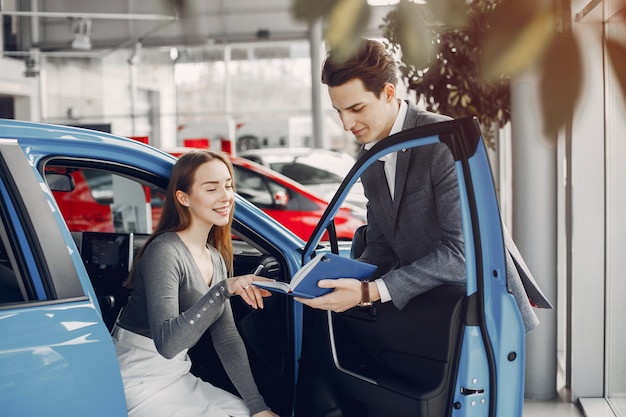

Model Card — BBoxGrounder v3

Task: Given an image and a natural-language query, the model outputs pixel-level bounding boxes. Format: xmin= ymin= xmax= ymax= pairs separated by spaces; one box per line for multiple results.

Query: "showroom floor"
xmin=524 ymin=397 xmax=585 ymax=417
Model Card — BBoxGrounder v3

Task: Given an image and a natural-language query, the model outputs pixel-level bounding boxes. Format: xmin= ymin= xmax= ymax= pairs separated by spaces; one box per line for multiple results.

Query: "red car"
xmin=49 ymin=149 xmax=365 ymax=241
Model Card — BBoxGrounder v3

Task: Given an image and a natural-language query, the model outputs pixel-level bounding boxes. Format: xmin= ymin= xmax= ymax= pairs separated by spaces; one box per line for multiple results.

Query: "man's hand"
xmin=295 ymin=278 xmax=378 ymax=312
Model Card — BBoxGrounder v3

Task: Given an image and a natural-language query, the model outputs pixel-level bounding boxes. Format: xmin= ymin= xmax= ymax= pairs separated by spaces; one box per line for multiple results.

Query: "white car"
xmin=238 ymin=147 xmax=368 ymax=209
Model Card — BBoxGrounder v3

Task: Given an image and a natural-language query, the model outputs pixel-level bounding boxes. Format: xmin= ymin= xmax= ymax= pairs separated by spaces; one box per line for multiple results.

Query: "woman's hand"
xmin=226 ymin=275 xmax=274 ymax=309
xmin=252 ymin=410 xmax=280 ymax=417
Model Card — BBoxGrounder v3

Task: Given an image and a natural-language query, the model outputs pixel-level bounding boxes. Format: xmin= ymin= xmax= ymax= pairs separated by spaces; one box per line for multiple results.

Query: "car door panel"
xmin=332 ymin=285 xmax=466 ymax=394
xmin=1 ymin=303 xmax=127 ymax=417
xmin=297 ymin=286 xmax=467 ymax=417
xmin=0 ymin=140 xmax=127 ymax=417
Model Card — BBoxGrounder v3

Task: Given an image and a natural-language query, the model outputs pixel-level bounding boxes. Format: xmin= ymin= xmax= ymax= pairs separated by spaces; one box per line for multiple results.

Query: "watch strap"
xmin=358 ymin=280 xmax=373 ymax=307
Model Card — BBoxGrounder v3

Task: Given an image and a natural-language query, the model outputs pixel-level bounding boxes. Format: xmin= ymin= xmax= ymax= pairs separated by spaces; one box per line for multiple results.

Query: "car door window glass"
xmin=0 ymin=211 xmax=32 ymax=305
xmin=0 ymin=233 xmax=24 ymax=304
xmin=233 ymin=165 xmax=316 ymax=211
xmin=278 ymin=186 xmax=317 ymax=212
xmin=233 ymin=165 xmax=275 ymax=207
xmin=45 ymin=165 xmax=165 ymax=234
xmin=279 ymin=162 xmax=343 ymax=186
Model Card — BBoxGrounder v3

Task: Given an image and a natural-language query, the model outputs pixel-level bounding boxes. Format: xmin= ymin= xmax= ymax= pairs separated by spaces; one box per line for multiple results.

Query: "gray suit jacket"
xmin=358 ymin=101 xmax=550 ymax=333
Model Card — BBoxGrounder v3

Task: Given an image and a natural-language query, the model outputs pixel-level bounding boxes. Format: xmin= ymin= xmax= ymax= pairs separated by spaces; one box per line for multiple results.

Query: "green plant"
xmin=381 ymin=0 xmax=509 ymax=148
xmin=291 ymin=0 xmax=626 ymax=140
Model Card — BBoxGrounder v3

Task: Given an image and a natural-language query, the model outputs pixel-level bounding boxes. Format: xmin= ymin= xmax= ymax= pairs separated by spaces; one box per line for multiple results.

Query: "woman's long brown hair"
xmin=124 ymin=150 xmax=235 ymax=287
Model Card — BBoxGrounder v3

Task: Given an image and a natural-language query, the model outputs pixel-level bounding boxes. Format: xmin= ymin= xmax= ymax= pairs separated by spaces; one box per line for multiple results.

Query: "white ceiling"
xmin=4 ymin=0 xmax=393 ymax=54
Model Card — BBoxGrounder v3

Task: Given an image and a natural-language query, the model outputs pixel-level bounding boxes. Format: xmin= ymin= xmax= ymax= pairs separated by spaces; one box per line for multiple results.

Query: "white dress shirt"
xmin=362 ymin=99 xmax=408 ymax=303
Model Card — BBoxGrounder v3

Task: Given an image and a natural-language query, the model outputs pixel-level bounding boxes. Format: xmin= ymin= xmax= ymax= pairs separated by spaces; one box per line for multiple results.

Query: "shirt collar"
xmin=364 ymin=99 xmax=408 ymax=161
xmin=390 ymin=99 xmax=408 ymax=136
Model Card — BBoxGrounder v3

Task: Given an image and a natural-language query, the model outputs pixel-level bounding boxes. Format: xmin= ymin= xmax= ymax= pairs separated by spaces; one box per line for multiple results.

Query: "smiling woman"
xmin=112 ymin=150 xmax=279 ymax=417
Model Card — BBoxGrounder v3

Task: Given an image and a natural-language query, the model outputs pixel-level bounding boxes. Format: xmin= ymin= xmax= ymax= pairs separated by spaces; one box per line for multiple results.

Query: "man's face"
xmin=328 ymin=78 xmax=398 ymax=145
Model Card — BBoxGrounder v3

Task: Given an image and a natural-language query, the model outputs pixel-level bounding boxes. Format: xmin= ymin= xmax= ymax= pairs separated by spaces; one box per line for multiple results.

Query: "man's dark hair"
xmin=321 ymin=39 xmax=397 ymax=98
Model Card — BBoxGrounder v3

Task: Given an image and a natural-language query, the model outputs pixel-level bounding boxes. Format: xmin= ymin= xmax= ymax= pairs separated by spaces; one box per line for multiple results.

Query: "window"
xmin=278 ymin=162 xmax=343 ymax=186
xmin=45 ymin=165 xmax=166 ymax=234
xmin=233 ymin=165 xmax=276 ymax=207
xmin=0 ymin=227 xmax=24 ymax=304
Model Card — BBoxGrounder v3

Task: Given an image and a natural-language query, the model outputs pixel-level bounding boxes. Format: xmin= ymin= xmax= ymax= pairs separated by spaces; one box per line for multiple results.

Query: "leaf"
xmin=292 ymin=0 xmax=338 ymax=22
xmin=395 ymin=0 xmax=436 ymax=70
xmin=606 ymin=38 xmax=626 ymax=104
xmin=424 ymin=0 xmax=469 ymax=29
xmin=481 ymin=0 xmax=556 ymax=80
xmin=539 ymin=31 xmax=582 ymax=139
xmin=325 ymin=0 xmax=371 ymax=62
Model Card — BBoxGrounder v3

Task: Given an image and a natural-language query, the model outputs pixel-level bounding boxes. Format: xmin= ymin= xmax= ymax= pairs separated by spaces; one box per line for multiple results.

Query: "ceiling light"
xmin=70 ymin=18 xmax=92 ymax=50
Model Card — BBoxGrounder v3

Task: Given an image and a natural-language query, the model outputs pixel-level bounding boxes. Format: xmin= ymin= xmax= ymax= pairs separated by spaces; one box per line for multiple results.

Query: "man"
xmin=296 ymin=38 xmax=466 ymax=313
xmin=297 ymin=39 xmax=550 ymax=333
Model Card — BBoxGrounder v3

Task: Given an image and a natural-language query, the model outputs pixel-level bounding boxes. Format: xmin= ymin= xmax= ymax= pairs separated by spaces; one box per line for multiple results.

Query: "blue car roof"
xmin=0 ymin=118 xmax=304 ymax=250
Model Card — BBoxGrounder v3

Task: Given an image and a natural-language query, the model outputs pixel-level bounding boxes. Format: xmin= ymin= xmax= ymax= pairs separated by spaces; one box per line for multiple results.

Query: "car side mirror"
xmin=273 ymin=190 xmax=289 ymax=207
xmin=46 ymin=173 xmax=75 ymax=192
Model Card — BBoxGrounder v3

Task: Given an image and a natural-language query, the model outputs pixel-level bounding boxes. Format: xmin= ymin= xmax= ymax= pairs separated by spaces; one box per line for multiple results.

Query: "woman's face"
xmin=183 ymin=159 xmax=234 ymax=228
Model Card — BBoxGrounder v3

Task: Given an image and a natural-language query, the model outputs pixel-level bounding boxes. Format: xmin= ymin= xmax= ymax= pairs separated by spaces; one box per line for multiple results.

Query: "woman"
xmin=112 ymin=150 xmax=279 ymax=417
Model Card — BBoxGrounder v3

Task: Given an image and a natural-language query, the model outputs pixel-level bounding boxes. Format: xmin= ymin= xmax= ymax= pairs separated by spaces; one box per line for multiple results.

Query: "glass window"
xmin=0 ymin=229 xmax=25 ymax=304
xmin=0 ymin=199 xmax=40 ymax=304
xmin=278 ymin=162 xmax=343 ymax=186
xmin=233 ymin=165 xmax=275 ymax=207
xmin=44 ymin=165 xmax=165 ymax=234
xmin=605 ymin=15 xmax=626 ymax=417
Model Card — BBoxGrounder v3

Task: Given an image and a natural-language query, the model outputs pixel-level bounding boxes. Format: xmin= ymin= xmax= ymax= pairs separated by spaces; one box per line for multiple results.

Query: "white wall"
xmin=0 ymin=57 xmax=41 ymax=121
xmin=40 ymin=49 xmax=177 ymax=147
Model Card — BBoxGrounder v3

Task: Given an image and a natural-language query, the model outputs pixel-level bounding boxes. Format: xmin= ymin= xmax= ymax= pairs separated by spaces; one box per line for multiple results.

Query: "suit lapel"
xmin=361 ymin=101 xmax=419 ymax=229
xmin=375 ymin=160 xmax=394 ymax=224
xmin=393 ymin=149 xmax=410 ymax=214
xmin=361 ymin=158 xmax=394 ymax=232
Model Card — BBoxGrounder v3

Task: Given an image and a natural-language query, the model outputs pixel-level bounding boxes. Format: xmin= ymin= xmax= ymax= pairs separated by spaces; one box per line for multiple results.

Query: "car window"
xmin=233 ymin=165 xmax=275 ymax=207
xmin=233 ymin=165 xmax=317 ymax=211
xmin=277 ymin=162 xmax=343 ymax=186
xmin=0 ymin=226 xmax=25 ymax=304
xmin=82 ymin=170 xmax=114 ymax=204
xmin=45 ymin=165 xmax=166 ymax=234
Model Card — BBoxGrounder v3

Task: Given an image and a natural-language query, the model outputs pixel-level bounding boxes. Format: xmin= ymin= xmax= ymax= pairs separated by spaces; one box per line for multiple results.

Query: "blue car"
xmin=0 ymin=117 xmax=525 ymax=417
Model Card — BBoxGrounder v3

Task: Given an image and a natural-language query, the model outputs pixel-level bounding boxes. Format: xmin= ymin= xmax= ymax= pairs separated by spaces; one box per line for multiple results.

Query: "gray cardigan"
xmin=118 ymin=232 xmax=268 ymax=414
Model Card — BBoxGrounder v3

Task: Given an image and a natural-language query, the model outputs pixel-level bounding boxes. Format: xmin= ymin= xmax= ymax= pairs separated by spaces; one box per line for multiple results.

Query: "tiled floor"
xmin=521 ymin=354 xmax=623 ymax=417
xmin=524 ymin=398 xmax=584 ymax=417
xmin=523 ymin=384 xmax=585 ymax=417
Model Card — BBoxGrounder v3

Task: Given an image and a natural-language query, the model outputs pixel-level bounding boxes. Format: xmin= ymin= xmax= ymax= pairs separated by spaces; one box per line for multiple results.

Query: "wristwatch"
xmin=357 ymin=281 xmax=373 ymax=307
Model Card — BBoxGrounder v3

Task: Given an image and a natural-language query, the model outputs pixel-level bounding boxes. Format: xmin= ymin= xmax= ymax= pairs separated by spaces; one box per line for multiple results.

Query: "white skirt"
xmin=112 ymin=326 xmax=250 ymax=417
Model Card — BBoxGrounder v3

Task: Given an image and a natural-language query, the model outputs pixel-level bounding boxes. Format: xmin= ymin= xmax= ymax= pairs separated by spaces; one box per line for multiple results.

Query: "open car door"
xmin=294 ymin=117 xmax=526 ymax=417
